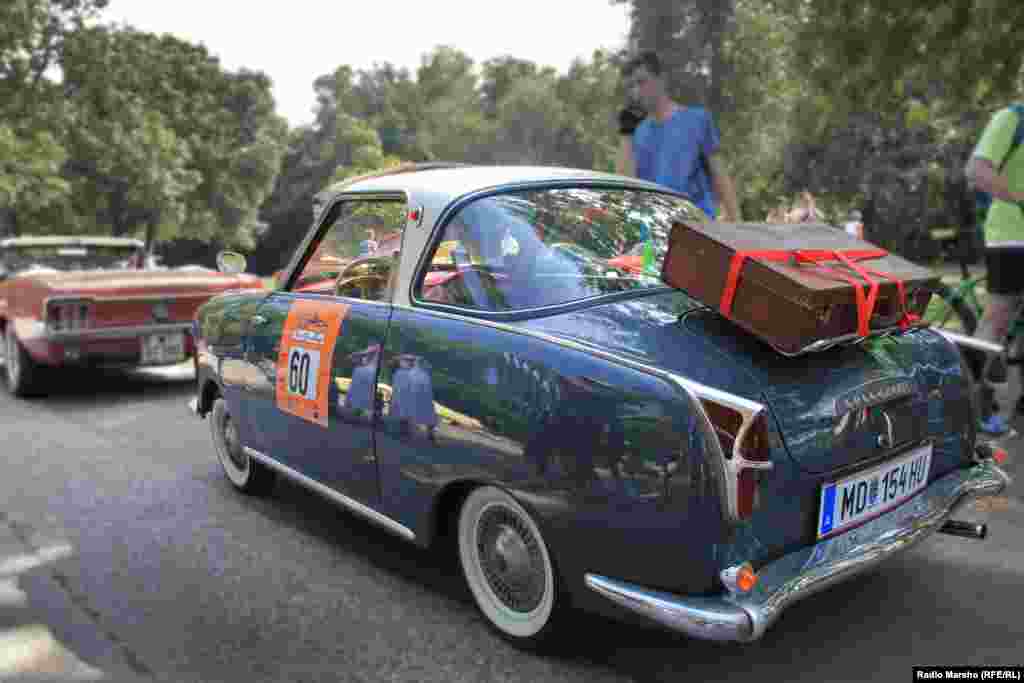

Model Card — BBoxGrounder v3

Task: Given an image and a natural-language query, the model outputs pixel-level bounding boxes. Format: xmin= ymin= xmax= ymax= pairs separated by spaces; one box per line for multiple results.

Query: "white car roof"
xmin=306 ymin=164 xmax=685 ymax=309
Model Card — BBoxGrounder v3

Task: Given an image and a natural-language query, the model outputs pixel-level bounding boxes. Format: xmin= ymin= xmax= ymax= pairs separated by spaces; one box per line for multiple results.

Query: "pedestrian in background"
xmin=786 ymin=191 xmax=823 ymax=223
xmin=844 ymin=209 xmax=864 ymax=239
xmin=615 ymin=50 xmax=741 ymax=222
xmin=965 ymin=103 xmax=1024 ymax=435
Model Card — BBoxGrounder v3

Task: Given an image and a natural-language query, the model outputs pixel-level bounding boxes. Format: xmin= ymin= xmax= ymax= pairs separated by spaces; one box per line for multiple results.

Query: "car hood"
xmin=17 ymin=269 xmax=263 ymax=298
xmin=519 ymin=292 xmax=962 ymax=475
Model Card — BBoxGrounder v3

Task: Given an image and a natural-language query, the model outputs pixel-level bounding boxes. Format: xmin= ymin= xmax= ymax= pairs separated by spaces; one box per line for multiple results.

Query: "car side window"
xmin=289 ymin=199 xmax=406 ymax=302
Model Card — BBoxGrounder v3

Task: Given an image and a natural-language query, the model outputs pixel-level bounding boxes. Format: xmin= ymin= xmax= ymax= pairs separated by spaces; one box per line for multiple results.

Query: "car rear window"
xmin=416 ymin=187 xmax=707 ymax=311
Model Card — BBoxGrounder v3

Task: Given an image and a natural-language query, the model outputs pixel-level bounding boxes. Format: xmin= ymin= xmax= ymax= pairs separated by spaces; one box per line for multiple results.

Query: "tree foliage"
xmin=0 ymin=0 xmax=108 ymax=234
xmin=8 ymin=0 xmax=1024 ymax=269
xmin=57 ymin=26 xmax=287 ymax=250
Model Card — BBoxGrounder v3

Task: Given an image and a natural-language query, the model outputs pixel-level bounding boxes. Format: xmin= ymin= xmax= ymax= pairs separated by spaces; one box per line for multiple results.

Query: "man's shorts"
xmin=985 ymin=242 xmax=1024 ymax=294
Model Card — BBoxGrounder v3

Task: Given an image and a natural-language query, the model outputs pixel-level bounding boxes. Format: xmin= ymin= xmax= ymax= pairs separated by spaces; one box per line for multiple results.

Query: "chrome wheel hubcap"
xmin=213 ymin=402 xmax=250 ymax=484
xmin=477 ymin=509 xmax=545 ymax=613
xmin=222 ymin=414 xmax=247 ymax=470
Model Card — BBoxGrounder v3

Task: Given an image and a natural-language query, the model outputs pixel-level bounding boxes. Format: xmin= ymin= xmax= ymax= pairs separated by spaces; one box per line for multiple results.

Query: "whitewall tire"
xmin=457 ymin=486 xmax=565 ymax=649
xmin=211 ymin=397 xmax=274 ymax=495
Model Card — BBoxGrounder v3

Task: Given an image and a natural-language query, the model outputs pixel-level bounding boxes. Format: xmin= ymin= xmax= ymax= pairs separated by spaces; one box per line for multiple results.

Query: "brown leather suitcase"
xmin=661 ymin=221 xmax=939 ymax=354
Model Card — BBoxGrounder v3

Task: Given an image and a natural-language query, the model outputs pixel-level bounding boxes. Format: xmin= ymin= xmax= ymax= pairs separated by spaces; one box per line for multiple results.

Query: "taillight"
xmin=700 ymin=399 xmax=774 ymax=521
xmin=47 ymin=299 xmax=92 ymax=333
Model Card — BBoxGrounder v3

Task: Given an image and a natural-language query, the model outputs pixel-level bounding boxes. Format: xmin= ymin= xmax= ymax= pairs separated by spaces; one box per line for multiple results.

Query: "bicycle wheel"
xmin=923 ymin=282 xmax=979 ymax=334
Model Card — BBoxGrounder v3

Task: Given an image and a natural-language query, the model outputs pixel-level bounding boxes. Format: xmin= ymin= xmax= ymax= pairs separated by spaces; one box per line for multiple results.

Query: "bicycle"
xmin=921 ymin=226 xmax=1024 ymax=425
xmin=922 ymin=229 xmax=1024 ymax=353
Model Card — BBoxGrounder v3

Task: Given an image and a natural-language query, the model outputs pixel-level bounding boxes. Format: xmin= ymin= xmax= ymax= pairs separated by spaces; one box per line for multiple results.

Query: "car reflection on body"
xmin=189 ymin=163 xmax=1010 ymax=651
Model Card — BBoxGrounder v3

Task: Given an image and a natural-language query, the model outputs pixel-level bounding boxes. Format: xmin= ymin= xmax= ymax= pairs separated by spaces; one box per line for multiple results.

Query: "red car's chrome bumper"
xmin=584 ymin=457 xmax=1011 ymax=642
xmin=24 ymin=322 xmax=195 ymax=366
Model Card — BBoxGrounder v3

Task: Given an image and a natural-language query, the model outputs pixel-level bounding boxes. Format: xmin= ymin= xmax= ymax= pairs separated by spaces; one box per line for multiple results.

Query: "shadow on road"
xmin=219 ymin=465 xmax=1024 ymax=681
xmin=240 ymin=475 xmax=474 ymax=606
xmin=19 ymin=364 xmax=195 ymax=405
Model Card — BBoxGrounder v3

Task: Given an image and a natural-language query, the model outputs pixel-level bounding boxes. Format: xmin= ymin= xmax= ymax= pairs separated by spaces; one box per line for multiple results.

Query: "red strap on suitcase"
xmin=719 ymin=248 xmax=921 ymax=337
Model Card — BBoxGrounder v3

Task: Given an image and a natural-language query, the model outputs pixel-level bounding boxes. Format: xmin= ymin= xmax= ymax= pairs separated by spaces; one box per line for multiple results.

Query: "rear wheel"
xmin=210 ymin=397 xmax=275 ymax=495
xmin=457 ymin=486 xmax=566 ymax=651
xmin=3 ymin=326 xmax=44 ymax=397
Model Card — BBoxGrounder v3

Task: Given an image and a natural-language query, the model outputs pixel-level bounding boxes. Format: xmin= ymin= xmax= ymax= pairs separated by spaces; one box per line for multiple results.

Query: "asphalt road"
xmin=0 ymin=364 xmax=1022 ymax=682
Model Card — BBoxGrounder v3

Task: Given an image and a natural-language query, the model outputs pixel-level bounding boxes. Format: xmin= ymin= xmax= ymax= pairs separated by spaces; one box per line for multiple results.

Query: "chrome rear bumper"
xmin=935 ymin=329 xmax=1004 ymax=356
xmin=585 ymin=458 xmax=1011 ymax=642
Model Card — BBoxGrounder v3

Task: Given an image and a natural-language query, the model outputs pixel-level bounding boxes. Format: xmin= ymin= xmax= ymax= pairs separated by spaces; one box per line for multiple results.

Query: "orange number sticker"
xmin=276 ymin=300 xmax=350 ymax=427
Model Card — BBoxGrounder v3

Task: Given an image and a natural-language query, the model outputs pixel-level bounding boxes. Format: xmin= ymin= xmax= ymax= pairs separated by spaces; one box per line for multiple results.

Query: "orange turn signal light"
xmin=721 ymin=562 xmax=759 ymax=594
xmin=736 ymin=564 xmax=759 ymax=593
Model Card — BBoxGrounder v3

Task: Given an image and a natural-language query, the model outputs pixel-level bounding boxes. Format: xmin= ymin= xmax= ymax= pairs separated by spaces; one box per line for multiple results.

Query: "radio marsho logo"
xmin=833 ymin=379 xmax=915 ymax=416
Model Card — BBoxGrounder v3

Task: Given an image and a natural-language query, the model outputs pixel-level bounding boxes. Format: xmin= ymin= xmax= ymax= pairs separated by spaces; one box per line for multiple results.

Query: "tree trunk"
xmin=144 ymin=215 xmax=160 ymax=257
xmin=0 ymin=208 xmax=17 ymax=238
xmin=704 ymin=0 xmax=733 ymax=117
xmin=110 ymin=189 xmax=127 ymax=236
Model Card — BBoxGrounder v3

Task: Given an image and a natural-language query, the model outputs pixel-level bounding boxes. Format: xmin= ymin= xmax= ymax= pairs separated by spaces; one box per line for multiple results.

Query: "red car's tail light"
xmin=47 ymin=299 xmax=93 ymax=333
xmin=699 ymin=397 xmax=774 ymax=521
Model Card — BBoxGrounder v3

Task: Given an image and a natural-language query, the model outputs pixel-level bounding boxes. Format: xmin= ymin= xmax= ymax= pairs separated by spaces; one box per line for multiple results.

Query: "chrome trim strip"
xmin=89 ymin=293 xmax=214 ymax=303
xmin=242 ymin=447 xmax=415 ymax=542
xmin=46 ymin=322 xmax=192 ymax=342
xmin=43 ymin=295 xmax=93 ymax=305
xmin=935 ymin=329 xmax=1005 ymax=356
xmin=771 ymin=324 xmax=925 ymax=357
xmin=411 ymin=287 xmax=677 ymax=320
xmin=585 ymin=459 xmax=1010 ymax=642
xmin=391 ymin=302 xmax=768 ymax=522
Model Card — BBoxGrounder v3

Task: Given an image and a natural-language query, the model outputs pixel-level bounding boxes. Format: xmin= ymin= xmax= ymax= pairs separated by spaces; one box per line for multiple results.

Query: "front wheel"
xmin=457 ymin=486 xmax=566 ymax=651
xmin=210 ymin=397 xmax=275 ymax=495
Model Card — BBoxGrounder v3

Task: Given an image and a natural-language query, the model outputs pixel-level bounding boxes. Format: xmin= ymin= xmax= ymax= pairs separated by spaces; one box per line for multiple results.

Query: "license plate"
xmin=817 ymin=443 xmax=932 ymax=539
xmin=140 ymin=332 xmax=185 ymax=365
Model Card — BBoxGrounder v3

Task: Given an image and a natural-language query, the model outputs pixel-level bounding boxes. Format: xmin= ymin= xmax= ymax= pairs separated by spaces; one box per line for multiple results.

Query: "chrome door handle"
xmin=252 ymin=314 xmax=269 ymax=326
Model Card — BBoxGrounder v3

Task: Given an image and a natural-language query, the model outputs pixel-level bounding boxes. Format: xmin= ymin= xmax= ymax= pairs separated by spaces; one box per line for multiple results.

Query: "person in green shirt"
xmin=965 ymin=104 xmax=1024 ymax=435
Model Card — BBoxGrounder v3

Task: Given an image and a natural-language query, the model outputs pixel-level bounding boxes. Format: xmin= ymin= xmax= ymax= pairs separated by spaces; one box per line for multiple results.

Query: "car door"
xmin=239 ymin=196 xmax=407 ymax=505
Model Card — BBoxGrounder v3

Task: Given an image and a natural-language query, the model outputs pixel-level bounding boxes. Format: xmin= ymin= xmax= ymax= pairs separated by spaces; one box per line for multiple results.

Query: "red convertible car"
xmin=0 ymin=235 xmax=264 ymax=396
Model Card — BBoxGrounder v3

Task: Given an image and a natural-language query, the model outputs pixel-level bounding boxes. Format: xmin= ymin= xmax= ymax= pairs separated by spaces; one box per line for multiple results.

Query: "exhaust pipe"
xmin=938 ymin=520 xmax=988 ymax=540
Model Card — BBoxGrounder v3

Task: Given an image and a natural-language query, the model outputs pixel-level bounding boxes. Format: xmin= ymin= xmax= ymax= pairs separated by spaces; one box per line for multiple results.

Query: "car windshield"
xmin=418 ymin=187 xmax=707 ymax=311
xmin=2 ymin=244 xmax=143 ymax=274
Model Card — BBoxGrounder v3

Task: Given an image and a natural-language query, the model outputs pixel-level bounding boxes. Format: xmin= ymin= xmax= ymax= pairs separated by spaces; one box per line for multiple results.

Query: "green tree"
xmin=763 ymin=0 xmax=1024 ymax=254
xmin=58 ymin=26 xmax=287 ymax=251
xmin=777 ymin=0 xmax=1024 ymax=120
xmin=614 ymin=0 xmax=737 ymax=115
xmin=554 ymin=50 xmax=625 ymax=172
xmin=412 ymin=46 xmax=489 ymax=162
xmin=0 ymin=0 xmax=107 ymax=235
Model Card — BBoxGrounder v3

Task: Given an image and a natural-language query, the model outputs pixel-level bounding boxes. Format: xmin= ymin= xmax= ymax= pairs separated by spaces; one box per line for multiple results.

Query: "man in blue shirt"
xmin=616 ymin=51 xmax=741 ymax=222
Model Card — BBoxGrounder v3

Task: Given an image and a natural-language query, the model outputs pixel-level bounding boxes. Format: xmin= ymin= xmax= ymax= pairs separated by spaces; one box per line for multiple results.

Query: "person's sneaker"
xmin=979 ymin=413 xmax=1011 ymax=436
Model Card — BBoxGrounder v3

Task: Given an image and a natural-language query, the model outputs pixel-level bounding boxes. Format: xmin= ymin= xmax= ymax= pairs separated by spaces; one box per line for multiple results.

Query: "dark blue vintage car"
xmin=189 ymin=164 xmax=1010 ymax=650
